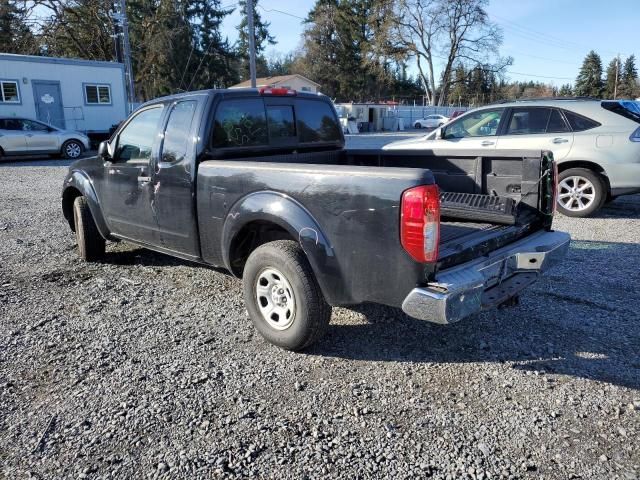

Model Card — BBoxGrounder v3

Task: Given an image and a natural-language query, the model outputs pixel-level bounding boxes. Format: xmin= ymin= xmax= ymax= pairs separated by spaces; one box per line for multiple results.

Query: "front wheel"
xmin=73 ymin=196 xmax=105 ymax=261
xmin=242 ymin=240 xmax=331 ymax=351
xmin=414 ymin=123 xmax=421 ymax=129
xmin=556 ymin=168 xmax=606 ymax=217
xmin=62 ymin=140 xmax=84 ymax=159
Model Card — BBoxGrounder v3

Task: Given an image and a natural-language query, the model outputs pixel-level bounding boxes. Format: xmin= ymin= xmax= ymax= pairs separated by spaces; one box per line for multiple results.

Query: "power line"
xmin=494 ymin=14 xmax=632 ymax=58
xmin=505 ymin=70 xmax=574 ymax=81
xmin=257 ymin=5 xmax=306 ymax=21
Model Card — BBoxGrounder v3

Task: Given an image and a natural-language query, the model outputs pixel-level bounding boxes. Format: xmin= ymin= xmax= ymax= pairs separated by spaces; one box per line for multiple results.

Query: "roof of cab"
xmin=138 ymin=88 xmax=327 ymax=109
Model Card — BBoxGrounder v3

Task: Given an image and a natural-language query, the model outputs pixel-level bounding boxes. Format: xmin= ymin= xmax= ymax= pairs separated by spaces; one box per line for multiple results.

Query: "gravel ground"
xmin=0 ymin=156 xmax=639 ymax=480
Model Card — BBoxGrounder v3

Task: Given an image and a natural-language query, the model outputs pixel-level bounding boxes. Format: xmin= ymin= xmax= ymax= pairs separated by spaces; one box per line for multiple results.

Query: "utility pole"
xmin=114 ymin=0 xmax=135 ymax=112
xmin=246 ymin=0 xmax=257 ymax=88
xmin=614 ymin=54 xmax=620 ymax=100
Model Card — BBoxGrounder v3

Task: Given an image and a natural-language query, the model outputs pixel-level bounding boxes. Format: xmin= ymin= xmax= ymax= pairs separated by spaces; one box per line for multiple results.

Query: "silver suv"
xmin=0 ymin=117 xmax=90 ymax=160
xmin=384 ymin=99 xmax=640 ymax=217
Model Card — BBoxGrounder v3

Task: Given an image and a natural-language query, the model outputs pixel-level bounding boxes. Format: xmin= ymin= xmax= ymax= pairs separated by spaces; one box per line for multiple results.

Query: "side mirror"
xmin=434 ymin=127 xmax=443 ymax=140
xmin=98 ymin=140 xmax=112 ymax=161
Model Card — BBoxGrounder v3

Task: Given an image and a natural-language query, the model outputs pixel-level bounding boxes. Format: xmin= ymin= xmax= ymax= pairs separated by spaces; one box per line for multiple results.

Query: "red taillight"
xmin=551 ymin=160 xmax=558 ymax=215
xmin=259 ymin=87 xmax=297 ymax=96
xmin=400 ymin=184 xmax=440 ymax=263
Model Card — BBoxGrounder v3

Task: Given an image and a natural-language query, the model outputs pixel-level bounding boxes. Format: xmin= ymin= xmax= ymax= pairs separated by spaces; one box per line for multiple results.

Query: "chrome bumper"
xmin=401 ymin=230 xmax=571 ymax=324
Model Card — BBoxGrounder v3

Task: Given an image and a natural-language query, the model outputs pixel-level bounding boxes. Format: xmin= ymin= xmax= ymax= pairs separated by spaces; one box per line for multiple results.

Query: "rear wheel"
xmin=414 ymin=122 xmax=421 ymax=129
xmin=556 ymin=168 xmax=606 ymax=217
xmin=242 ymin=240 xmax=331 ymax=351
xmin=73 ymin=196 xmax=105 ymax=261
xmin=62 ymin=140 xmax=84 ymax=159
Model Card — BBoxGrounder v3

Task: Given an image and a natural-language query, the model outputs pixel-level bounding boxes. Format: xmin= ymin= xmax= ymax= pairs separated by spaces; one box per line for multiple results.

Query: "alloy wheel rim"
xmin=255 ymin=268 xmax=296 ymax=330
xmin=558 ymin=176 xmax=596 ymax=211
xmin=66 ymin=143 xmax=81 ymax=158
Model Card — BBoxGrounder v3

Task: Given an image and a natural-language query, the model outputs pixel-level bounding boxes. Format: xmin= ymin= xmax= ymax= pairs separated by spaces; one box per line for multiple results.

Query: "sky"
xmin=219 ymin=0 xmax=639 ymax=86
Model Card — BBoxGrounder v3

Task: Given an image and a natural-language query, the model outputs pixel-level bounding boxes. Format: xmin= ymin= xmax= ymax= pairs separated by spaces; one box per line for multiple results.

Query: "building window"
xmin=301 ymin=86 xmax=311 ymax=92
xmin=0 ymin=81 xmax=20 ymax=103
xmin=84 ymin=84 xmax=111 ymax=104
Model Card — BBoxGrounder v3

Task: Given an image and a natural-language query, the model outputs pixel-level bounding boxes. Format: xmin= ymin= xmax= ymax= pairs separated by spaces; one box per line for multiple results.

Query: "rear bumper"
xmin=401 ymin=230 xmax=570 ymax=324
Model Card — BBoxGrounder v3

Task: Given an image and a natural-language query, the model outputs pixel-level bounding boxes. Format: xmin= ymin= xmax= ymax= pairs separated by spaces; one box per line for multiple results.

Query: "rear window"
xmin=212 ymin=98 xmax=268 ymax=148
xmin=267 ymin=105 xmax=296 ymax=140
xmin=601 ymin=101 xmax=640 ymax=124
xmin=295 ymin=99 xmax=342 ymax=143
xmin=562 ymin=110 xmax=601 ymax=131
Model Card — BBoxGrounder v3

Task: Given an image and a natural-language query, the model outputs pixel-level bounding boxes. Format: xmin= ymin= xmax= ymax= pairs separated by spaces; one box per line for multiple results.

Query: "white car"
xmin=0 ymin=117 xmax=90 ymax=160
xmin=413 ymin=114 xmax=449 ymax=129
xmin=385 ymin=99 xmax=640 ymax=217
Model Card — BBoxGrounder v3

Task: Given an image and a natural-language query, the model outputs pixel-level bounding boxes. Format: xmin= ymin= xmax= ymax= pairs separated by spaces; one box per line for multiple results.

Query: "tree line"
xmin=1 ymin=0 xmax=638 ymax=104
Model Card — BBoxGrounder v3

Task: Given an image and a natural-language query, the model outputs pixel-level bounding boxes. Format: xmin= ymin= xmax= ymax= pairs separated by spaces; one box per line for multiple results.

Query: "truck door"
xmin=149 ymin=99 xmax=201 ymax=257
xmin=101 ymin=105 xmax=164 ymax=244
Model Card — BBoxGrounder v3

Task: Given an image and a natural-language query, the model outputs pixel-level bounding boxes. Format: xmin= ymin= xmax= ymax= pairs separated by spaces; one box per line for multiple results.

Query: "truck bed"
xmin=213 ymin=147 xmax=554 ymax=271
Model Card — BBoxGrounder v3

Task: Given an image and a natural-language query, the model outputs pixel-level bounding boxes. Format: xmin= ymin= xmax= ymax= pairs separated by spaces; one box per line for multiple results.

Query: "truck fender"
xmin=221 ymin=191 xmax=352 ymax=306
xmin=62 ymin=171 xmax=110 ymax=239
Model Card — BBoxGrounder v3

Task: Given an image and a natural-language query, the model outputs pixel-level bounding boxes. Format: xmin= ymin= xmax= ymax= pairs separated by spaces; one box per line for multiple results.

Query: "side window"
xmin=296 ymin=99 xmax=342 ymax=143
xmin=547 ymin=109 xmax=570 ymax=133
xmin=563 ymin=110 xmax=600 ymax=132
xmin=267 ymin=105 xmax=296 ymax=140
xmin=115 ymin=106 xmax=163 ymax=163
xmin=212 ymin=98 xmax=268 ymax=148
xmin=506 ymin=108 xmax=551 ymax=135
xmin=1 ymin=119 xmax=22 ymax=131
xmin=21 ymin=120 xmax=49 ymax=132
xmin=444 ymin=109 xmax=503 ymax=139
xmin=162 ymin=100 xmax=197 ymax=163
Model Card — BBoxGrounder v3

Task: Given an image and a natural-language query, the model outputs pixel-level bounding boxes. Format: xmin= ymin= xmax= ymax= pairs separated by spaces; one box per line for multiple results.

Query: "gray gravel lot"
xmin=1 ymin=149 xmax=639 ymax=479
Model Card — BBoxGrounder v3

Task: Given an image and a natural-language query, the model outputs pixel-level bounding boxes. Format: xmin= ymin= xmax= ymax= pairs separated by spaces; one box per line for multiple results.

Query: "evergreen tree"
xmin=574 ymin=50 xmax=604 ymax=98
xmin=188 ymin=0 xmax=238 ymax=89
xmin=236 ymin=0 xmax=276 ymax=80
xmin=604 ymin=57 xmax=622 ymax=99
xmin=448 ymin=65 xmax=468 ymax=106
xmin=0 ymin=0 xmax=38 ymax=54
xmin=558 ymin=84 xmax=573 ymax=97
xmin=620 ymin=55 xmax=639 ymax=99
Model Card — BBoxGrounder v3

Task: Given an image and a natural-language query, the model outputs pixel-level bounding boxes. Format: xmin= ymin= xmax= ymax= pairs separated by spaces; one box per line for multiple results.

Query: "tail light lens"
xmin=400 ymin=184 xmax=440 ymax=263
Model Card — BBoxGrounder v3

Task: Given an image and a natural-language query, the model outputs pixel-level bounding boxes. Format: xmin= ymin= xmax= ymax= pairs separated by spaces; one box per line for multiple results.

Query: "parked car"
xmin=0 ymin=117 xmax=90 ymax=160
xmin=413 ymin=114 xmax=449 ymax=129
xmin=61 ymin=87 xmax=569 ymax=351
xmin=385 ymin=98 xmax=640 ymax=217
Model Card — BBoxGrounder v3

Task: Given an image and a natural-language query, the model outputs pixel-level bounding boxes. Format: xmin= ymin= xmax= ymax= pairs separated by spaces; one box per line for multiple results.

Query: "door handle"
xmin=137 ymin=176 xmax=151 ymax=183
xmin=552 ymin=138 xmax=569 ymax=144
xmin=481 ymin=140 xmax=495 ymax=146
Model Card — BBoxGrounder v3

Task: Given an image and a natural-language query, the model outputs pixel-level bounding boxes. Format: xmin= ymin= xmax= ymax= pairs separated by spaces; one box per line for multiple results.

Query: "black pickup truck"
xmin=62 ymin=88 xmax=570 ymax=350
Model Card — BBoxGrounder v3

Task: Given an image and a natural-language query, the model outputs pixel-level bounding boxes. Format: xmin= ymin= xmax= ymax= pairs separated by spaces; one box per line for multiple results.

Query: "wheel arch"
xmin=222 ymin=191 xmax=351 ymax=306
xmin=61 ymin=171 xmax=109 ymax=237
xmin=557 ymin=160 xmax=611 ymax=193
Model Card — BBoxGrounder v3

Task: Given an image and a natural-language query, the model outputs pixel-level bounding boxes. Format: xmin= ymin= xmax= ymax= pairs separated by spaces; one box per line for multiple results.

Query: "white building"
xmin=0 ymin=53 xmax=128 ymax=135
xmin=230 ymin=74 xmax=320 ymax=93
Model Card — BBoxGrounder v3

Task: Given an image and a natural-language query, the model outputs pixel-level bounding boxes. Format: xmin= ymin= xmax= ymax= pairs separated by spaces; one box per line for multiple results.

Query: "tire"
xmin=62 ymin=140 xmax=84 ymax=159
xmin=556 ymin=168 xmax=607 ymax=217
xmin=242 ymin=240 xmax=331 ymax=351
xmin=73 ymin=196 xmax=105 ymax=261
xmin=414 ymin=123 xmax=421 ymax=129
